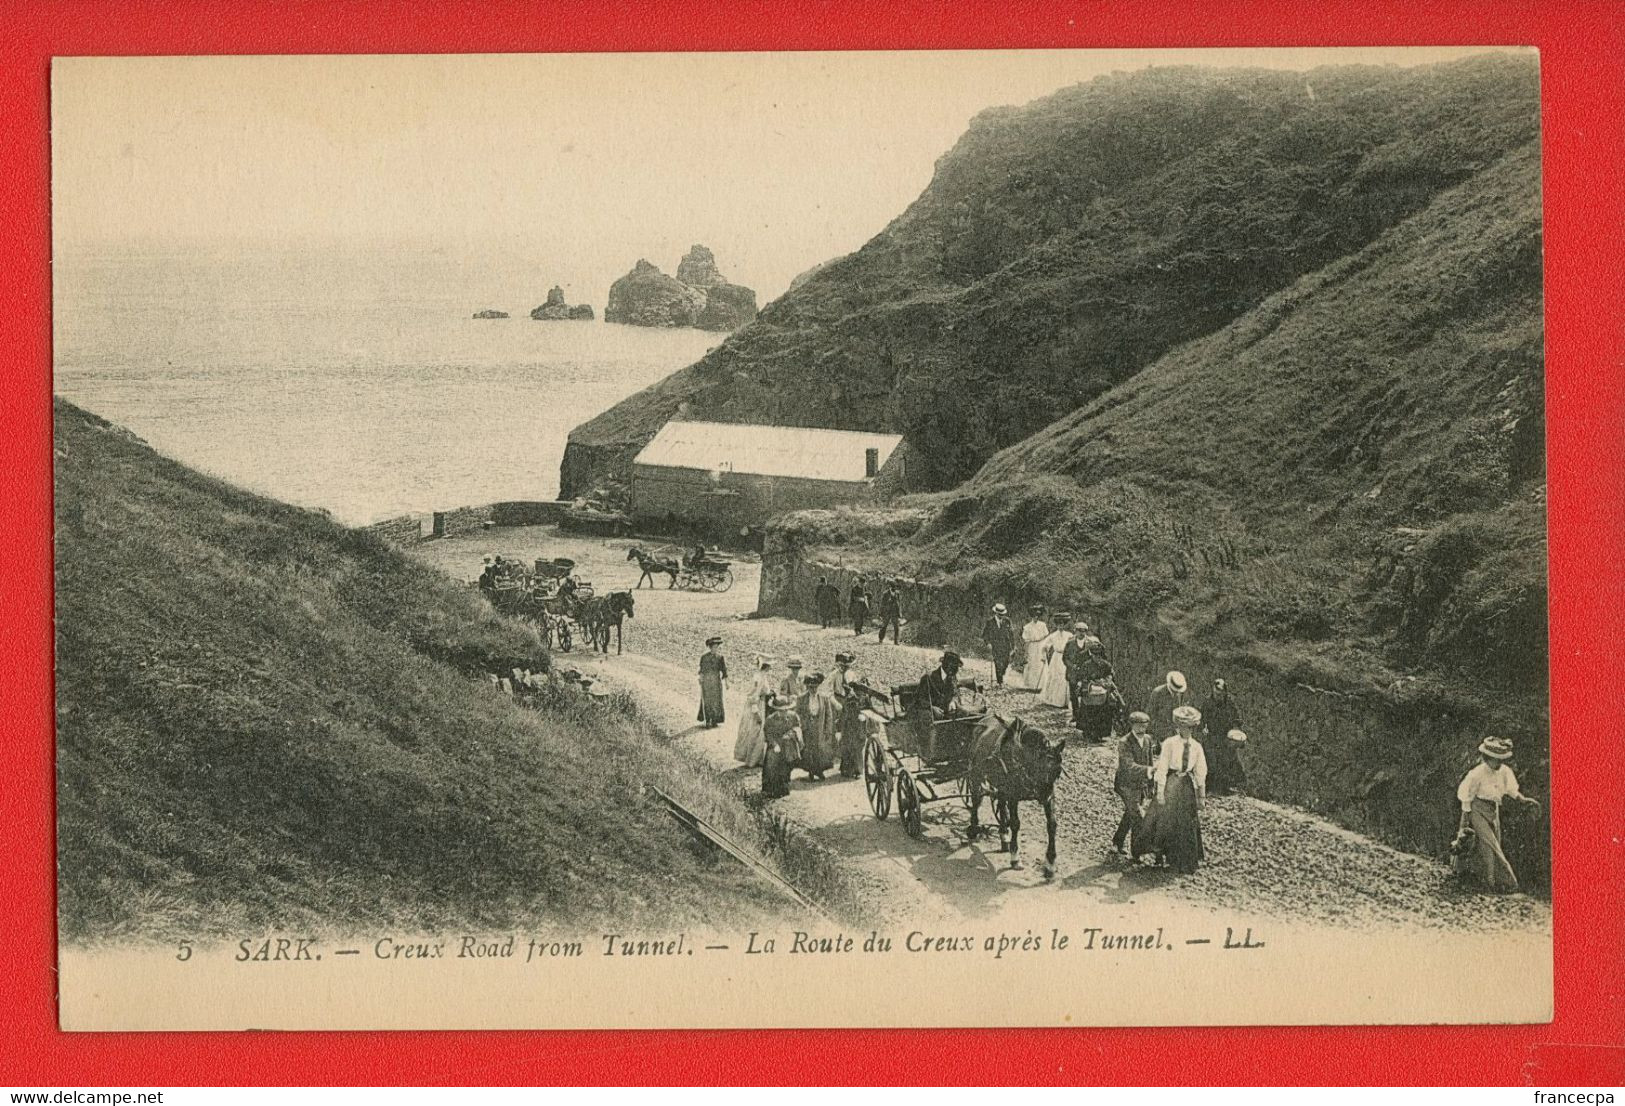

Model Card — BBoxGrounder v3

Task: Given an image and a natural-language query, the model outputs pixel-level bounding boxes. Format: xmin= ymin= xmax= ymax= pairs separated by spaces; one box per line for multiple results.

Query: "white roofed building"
xmin=629 ymin=420 xmax=910 ymax=534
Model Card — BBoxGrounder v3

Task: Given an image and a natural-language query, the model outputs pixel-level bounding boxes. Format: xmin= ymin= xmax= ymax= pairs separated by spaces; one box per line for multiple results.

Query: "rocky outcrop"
xmin=472 ymin=309 xmax=509 ymax=319
xmin=675 ymin=244 xmax=725 ymax=287
xmin=530 ymin=285 xmax=594 ymax=321
xmin=604 ymin=248 xmax=757 ymax=331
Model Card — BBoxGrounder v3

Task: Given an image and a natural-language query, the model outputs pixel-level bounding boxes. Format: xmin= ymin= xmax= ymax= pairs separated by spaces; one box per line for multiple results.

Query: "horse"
xmin=578 ymin=590 xmax=636 ymax=654
xmin=966 ymin=713 xmax=1067 ymax=878
xmin=626 ymin=546 xmax=680 ymax=589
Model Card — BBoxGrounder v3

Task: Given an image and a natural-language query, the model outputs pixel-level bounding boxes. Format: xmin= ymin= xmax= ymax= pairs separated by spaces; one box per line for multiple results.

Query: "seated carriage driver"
xmin=918 ymin=651 xmax=974 ymax=720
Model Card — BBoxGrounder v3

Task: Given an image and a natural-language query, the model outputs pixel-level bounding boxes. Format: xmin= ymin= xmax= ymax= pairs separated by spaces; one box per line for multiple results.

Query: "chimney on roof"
xmin=864 ymin=447 xmax=880 ymax=479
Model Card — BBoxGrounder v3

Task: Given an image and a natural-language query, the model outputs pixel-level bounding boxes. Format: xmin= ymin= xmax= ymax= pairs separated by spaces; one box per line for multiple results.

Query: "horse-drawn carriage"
xmin=626 ymin=546 xmax=734 ymax=592
xmin=858 ymin=680 xmax=1067 ymax=875
xmin=484 ymin=556 xmax=595 ymax=652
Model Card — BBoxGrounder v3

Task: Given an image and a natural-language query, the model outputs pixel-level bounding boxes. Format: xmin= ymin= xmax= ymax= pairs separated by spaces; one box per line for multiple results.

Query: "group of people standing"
xmin=726 ymin=648 xmax=872 ymax=799
xmin=983 ymin=603 xmax=1248 ymax=873
xmin=815 ymin=575 xmax=904 ymax=643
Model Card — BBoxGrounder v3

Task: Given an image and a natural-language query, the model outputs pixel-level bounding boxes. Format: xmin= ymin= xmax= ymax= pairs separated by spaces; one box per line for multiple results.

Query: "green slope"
xmin=783 ymin=138 xmax=1546 ymax=716
xmin=54 ymin=400 xmax=801 ymax=941
xmin=563 ymin=53 xmax=1539 ymax=497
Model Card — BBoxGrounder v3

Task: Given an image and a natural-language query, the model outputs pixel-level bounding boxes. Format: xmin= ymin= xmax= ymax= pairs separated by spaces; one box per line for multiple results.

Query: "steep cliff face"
xmin=602 ymin=247 xmax=758 ymax=331
xmin=563 ymin=54 xmax=1540 ymax=499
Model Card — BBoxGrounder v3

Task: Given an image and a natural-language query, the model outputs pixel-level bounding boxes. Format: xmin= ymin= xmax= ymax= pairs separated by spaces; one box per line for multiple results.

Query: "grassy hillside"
xmin=563 ymin=53 xmax=1540 ymax=498
xmin=55 ymin=400 xmax=820 ymax=941
xmin=776 ymin=138 xmax=1546 ymax=720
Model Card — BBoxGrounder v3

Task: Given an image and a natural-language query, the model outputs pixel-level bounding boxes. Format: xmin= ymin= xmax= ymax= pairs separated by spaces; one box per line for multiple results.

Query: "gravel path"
xmin=414 ymin=526 xmax=1551 ymax=937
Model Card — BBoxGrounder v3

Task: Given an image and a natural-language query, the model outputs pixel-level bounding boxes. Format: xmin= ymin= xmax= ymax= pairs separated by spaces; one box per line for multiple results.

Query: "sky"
xmin=52 ymin=47 xmax=1511 ymax=303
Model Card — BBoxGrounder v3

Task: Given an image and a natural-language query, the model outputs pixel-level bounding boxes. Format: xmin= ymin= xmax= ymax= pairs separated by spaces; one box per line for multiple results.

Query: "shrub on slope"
xmin=54 ymin=400 xmax=797 ymax=940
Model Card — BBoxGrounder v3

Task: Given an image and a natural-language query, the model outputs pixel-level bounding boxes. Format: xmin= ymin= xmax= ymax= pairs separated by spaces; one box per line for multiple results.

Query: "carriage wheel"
xmin=557 ymin=621 xmax=573 ymax=653
xmin=863 ymin=736 xmax=890 ymax=820
xmin=897 ymin=771 xmax=923 ymax=839
xmin=540 ymin=616 xmax=555 ymax=650
xmin=714 ymin=568 xmax=734 ymax=593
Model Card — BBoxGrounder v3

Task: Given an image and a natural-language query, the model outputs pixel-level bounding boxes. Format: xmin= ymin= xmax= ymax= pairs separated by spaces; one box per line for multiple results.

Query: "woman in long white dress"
xmin=1020 ymin=605 xmax=1050 ymax=690
xmin=732 ymin=656 xmax=774 ymax=767
xmin=1038 ymin=615 xmax=1075 ymax=709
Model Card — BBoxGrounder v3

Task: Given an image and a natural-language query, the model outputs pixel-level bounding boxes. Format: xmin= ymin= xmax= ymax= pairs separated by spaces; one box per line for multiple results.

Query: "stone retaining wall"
xmin=367 ymin=501 xmax=568 ymax=544
xmin=759 ymin=539 xmax=1550 ymax=887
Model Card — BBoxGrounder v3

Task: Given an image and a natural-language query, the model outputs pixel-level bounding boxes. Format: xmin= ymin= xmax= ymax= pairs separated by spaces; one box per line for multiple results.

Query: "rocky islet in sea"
xmin=604 ymin=245 xmax=758 ymax=331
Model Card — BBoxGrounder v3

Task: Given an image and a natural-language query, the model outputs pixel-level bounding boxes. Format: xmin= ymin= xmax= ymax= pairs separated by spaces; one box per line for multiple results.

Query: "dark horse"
xmin=578 ymin=590 xmax=635 ymax=654
xmin=966 ymin=714 xmax=1067 ymax=878
xmin=626 ymin=546 xmax=680 ymax=589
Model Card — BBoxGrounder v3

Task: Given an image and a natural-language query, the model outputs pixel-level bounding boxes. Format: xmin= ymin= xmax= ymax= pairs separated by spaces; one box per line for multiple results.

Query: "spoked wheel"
xmin=714 ymin=569 xmax=734 ymax=593
xmin=863 ymin=736 xmax=891 ymax=820
xmin=556 ymin=620 xmax=574 ymax=653
xmin=540 ymin=616 xmax=555 ymax=650
xmin=897 ymin=770 xmax=923 ymax=838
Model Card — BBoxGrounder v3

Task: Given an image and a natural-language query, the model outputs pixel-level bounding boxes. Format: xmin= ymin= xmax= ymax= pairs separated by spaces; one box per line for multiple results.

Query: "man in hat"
xmin=979 ymin=603 xmax=1016 ymax=685
xmin=1453 ymin=736 xmax=1540 ymax=891
xmin=1112 ymin=711 xmax=1157 ymax=858
xmin=813 ymin=575 xmax=841 ymax=629
xmin=1062 ymin=620 xmax=1093 ymax=722
xmin=877 ymin=583 xmax=904 ymax=645
xmin=780 ymin=655 xmax=805 ymax=701
xmin=918 ymin=651 xmax=965 ymax=719
xmin=1146 ymin=670 xmax=1190 ymax=732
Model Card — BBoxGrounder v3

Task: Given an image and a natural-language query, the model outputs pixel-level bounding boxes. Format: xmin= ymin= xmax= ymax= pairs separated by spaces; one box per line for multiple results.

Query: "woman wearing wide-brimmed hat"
xmin=1452 ymin=737 xmax=1540 ymax=891
xmin=732 ymin=655 xmax=774 ymax=767
xmin=1147 ymin=704 xmax=1208 ymax=874
xmin=797 ymin=672 xmax=837 ymax=780
xmin=760 ymin=693 xmax=803 ymax=799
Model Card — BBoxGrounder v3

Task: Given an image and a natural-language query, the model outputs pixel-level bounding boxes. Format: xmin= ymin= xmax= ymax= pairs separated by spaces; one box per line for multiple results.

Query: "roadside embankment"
xmin=758 ymin=531 xmax=1550 ymax=891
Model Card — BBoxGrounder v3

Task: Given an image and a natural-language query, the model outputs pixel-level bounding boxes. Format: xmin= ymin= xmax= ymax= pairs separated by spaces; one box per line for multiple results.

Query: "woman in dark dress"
xmin=1150 ymin=704 xmax=1209 ymax=874
xmin=1200 ymin=677 xmax=1246 ymax=794
xmin=697 ymin=636 xmax=728 ymax=728
xmin=760 ymin=694 xmax=802 ymax=799
xmin=832 ymin=652 xmax=866 ymax=778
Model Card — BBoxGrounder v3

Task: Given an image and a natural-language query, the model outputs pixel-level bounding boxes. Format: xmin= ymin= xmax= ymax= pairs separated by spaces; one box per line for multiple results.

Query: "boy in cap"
xmin=980 ymin=603 xmax=1016 ymax=685
xmin=1112 ymin=711 xmax=1157 ymax=857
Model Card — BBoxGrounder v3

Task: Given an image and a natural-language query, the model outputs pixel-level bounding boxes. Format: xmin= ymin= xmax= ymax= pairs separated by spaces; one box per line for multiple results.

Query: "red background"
xmin=3 ymin=0 xmax=1621 ymax=1087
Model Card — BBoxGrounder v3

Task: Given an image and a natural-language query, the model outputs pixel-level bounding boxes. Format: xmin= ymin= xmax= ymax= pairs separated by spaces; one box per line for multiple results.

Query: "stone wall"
xmin=366 ymin=501 xmax=567 ymax=545
xmin=366 ymin=513 xmax=431 ymax=544
xmin=758 ymin=538 xmax=1550 ymax=887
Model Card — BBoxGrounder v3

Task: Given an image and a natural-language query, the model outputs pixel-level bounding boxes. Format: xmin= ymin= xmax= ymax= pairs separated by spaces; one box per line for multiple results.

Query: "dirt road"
xmin=414 ymin=526 xmax=1551 ymax=938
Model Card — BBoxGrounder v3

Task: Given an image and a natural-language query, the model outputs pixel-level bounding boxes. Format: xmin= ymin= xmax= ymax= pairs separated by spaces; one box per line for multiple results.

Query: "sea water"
xmin=53 ymin=243 xmax=722 ymax=524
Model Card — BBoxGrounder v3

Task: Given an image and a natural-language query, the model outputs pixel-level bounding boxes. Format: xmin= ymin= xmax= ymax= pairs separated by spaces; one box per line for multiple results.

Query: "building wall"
xmin=630 ymin=464 xmax=886 ymax=528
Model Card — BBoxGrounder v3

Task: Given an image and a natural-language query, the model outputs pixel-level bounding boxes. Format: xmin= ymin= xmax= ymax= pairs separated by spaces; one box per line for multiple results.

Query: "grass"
xmin=55 ymin=399 xmax=859 ymax=943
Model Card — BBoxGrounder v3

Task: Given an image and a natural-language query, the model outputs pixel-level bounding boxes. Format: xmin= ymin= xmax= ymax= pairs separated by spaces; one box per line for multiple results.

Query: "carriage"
xmin=858 ymin=680 xmax=1008 ymax=839
xmin=485 ymin=557 xmax=594 ymax=652
xmin=678 ymin=554 xmax=734 ymax=592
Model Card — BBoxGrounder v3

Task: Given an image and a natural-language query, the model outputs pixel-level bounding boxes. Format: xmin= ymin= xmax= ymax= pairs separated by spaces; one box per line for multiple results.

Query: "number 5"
xmin=176 ymin=940 xmax=193 ymax=962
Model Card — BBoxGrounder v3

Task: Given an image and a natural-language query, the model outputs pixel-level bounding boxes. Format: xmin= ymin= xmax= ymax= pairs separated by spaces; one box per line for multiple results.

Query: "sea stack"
xmin=530 ymin=285 xmax=595 ymax=321
xmin=604 ymin=246 xmax=757 ymax=331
